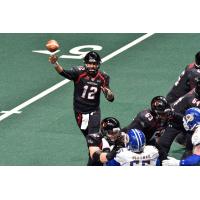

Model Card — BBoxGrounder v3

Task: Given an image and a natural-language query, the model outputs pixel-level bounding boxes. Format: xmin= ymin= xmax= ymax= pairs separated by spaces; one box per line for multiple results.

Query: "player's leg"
xmin=74 ymin=111 xmax=88 ymax=137
xmin=181 ymin=134 xmax=193 ymax=159
xmin=158 ymin=127 xmax=183 ymax=160
xmin=87 ymin=109 xmax=101 ymax=135
xmin=86 ymin=109 xmax=102 ymax=166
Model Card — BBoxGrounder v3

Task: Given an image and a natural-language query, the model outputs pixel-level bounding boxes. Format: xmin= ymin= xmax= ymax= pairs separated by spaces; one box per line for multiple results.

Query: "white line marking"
xmin=0 ymin=33 xmax=154 ymax=122
xmin=1 ymin=111 xmax=22 ymax=114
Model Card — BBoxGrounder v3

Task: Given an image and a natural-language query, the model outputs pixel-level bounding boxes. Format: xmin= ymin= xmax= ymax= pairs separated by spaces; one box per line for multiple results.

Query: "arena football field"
xmin=1 ymin=33 xmax=199 ymax=165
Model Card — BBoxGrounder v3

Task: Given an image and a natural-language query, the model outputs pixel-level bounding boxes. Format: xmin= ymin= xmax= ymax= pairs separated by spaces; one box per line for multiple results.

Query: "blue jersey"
xmin=180 ymin=154 xmax=200 ymax=166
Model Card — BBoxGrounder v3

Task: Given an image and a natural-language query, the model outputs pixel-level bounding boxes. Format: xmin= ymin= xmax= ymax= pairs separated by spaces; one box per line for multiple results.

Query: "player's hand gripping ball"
xmin=46 ymin=40 xmax=59 ymax=52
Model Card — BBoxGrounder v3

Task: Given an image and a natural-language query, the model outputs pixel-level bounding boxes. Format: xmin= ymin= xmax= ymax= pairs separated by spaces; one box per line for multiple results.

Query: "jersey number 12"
xmin=81 ymin=86 xmax=98 ymax=100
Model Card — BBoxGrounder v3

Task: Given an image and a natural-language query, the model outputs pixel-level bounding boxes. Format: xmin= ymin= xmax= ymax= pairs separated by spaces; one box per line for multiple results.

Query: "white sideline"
xmin=0 ymin=33 xmax=154 ymax=122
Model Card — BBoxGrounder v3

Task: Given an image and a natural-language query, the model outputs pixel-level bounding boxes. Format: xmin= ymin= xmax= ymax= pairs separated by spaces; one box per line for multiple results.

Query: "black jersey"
xmin=172 ymin=89 xmax=200 ymax=114
xmin=122 ymin=109 xmax=183 ymax=144
xmin=59 ymin=66 xmax=110 ymax=113
xmin=166 ymin=63 xmax=200 ymax=104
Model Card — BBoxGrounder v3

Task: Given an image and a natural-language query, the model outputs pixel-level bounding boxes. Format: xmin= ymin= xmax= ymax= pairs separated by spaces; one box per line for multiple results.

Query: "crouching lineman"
xmin=86 ymin=117 xmax=126 ymax=166
xmin=106 ymin=129 xmax=160 ymax=166
xmin=162 ymin=107 xmax=200 ymax=166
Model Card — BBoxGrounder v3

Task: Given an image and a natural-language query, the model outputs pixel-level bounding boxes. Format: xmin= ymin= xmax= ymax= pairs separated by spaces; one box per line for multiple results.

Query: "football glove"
xmin=162 ymin=156 xmax=180 ymax=166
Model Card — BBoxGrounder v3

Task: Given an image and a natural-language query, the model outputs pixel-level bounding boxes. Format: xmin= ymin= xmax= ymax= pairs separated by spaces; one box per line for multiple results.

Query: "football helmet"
xmin=151 ymin=96 xmax=171 ymax=116
xmin=101 ymin=117 xmax=121 ymax=143
xmin=127 ymin=129 xmax=146 ymax=153
xmin=195 ymin=51 xmax=200 ymax=67
xmin=84 ymin=51 xmax=101 ymax=76
xmin=183 ymin=107 xmax=200 ymax=131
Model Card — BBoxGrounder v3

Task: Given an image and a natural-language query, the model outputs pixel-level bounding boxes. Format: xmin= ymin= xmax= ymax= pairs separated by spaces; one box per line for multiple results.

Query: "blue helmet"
xmin=127 ymin=129 xmax=146 ymax=153
xmin=183 ymin=107 xmax=200 ymax=131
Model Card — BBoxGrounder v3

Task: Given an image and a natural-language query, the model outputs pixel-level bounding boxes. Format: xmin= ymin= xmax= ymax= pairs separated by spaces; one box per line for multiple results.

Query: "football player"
xmin=106 ymin=129 xmax=160 ymax=166
xmin=166 ymin=51 xmax=200 ymax=104
xmin=158 ymin=79 xmax=200 ymax=160
xmin=162 ymin=107 xmax=200 ymax=166
xmin=122 ymin=96 xmax=183 ymax=146
xmin=86 ymin=117 xmax=126 ymax=166
xmin=49 ymin=51 xmax=114 ymax=137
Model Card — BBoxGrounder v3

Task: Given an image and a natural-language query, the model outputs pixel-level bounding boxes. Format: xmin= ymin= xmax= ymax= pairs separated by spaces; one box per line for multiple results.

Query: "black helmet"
xmin=84 ymin=51 xmax=101 ymax=65
xmin=195 ymin=51 xmax=200 ymax=67
xmin=101 ymin=117 xmax=121 ymax=140
xmin=84 ymin=51 xmax=101 ymax=76
xmin=151 ymin=96 xmax=170 ymax=114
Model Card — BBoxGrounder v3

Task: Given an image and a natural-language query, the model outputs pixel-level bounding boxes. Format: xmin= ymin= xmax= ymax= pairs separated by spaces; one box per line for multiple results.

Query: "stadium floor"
xmin=1 ymin=33 xmax=199 ymax=165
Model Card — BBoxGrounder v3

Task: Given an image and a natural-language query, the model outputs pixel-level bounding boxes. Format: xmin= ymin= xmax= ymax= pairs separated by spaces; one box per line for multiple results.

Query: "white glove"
xmin=162 ymin=156 xmax=180 ymax=166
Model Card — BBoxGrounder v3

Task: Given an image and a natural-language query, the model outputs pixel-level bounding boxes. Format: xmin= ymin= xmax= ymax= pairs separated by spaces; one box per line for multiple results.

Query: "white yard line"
xmin=0 ymin=33 xmax=154 ymax=122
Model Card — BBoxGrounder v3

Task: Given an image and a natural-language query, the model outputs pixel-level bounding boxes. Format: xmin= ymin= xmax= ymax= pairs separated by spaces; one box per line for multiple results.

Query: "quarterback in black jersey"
xmin=166 ymin=51 xmax=200 ymax=104
xmin=49 ymin=51 xmax=114 ymax=137
xmin=86 ymin=117 xmax=126 ymax=166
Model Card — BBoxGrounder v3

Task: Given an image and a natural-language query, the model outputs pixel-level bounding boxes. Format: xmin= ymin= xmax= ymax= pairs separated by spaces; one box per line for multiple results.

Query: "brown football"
xmin=46 ymin=40 xmax=59 ymax=52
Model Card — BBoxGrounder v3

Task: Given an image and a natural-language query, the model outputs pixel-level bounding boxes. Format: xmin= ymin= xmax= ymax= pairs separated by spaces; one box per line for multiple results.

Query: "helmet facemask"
xmin=101 ymin=117 xmax=121 ymax=144
xmin=151 ymin=96 xmax=171 ymax=120
xmin=105 ymin=128 xmax=121 ymax=143
xmin=84 ymin=51 xmax=101 ymax=77
xmin=85 ymin=62 xmax=100 ymax=77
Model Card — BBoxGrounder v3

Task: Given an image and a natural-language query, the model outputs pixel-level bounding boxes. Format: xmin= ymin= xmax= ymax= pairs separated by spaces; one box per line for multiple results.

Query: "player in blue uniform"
xmin=106 ymin=129 xmax=160 ymax=166
xmin=162 ymin=107 xmax=200 ymax=166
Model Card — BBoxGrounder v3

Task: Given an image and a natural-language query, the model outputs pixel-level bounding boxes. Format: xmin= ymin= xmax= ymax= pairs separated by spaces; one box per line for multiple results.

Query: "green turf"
xmin=0 ymin=33 xmax=199 ymax=165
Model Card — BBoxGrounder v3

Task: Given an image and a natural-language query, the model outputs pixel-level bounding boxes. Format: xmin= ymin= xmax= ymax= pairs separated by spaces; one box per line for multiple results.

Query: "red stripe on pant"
xmin=77 ymin=113 xmax=82 ymax=127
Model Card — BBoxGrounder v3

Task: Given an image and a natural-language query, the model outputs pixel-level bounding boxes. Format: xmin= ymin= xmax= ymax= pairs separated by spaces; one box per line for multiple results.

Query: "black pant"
xmin=74 ymin=109 xmax=101 ymax=137
xmin=158 ymin=126 xmax=184 ymax=160
xmin=74 ymin=109 xmax=101 ymax=166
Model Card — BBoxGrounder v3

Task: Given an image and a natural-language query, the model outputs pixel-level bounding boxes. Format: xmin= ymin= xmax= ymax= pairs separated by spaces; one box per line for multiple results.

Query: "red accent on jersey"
xmin=188 ymin=63 xmax=195 ymax=69
xmin=96 ymin=72 xmax=106 ymax=87
xmin=75 ymin=72 xmax=88 ymax=84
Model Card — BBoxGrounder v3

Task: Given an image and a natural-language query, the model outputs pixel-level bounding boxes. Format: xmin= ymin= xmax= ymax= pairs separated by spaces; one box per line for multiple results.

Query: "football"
xmin=46 ymin=40 xmax=59 ymax=52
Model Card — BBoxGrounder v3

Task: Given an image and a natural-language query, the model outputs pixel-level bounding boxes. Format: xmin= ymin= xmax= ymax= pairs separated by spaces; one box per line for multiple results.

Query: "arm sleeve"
xmin=121 ymin=112 xmax=147 ymax=133
xmin=172 ymin=95 xmax=190 ymax=114
xmin=102 ymin=72 xmax=110 ymax=87
xmin=59 ymin=66 xmax=80 ymax=81
xmin=180 ymin=154 xmax=200 ymax=166
xmin=171 ymin=112 xmax=185 ymax=131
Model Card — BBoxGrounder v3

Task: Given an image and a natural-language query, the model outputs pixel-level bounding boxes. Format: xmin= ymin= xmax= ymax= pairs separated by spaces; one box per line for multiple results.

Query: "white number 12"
xmin=81 ymin=86 xmax=98 ymax=100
